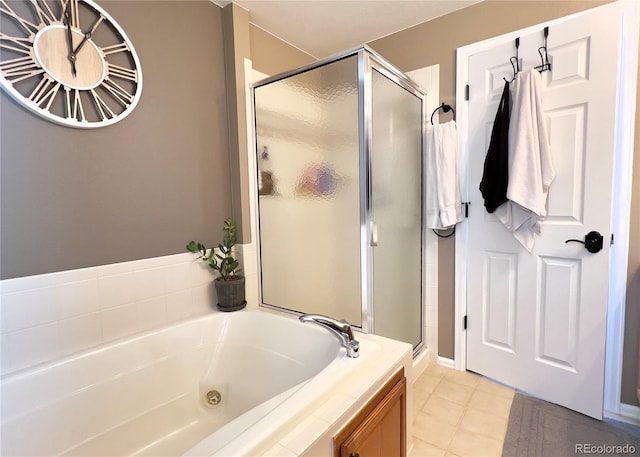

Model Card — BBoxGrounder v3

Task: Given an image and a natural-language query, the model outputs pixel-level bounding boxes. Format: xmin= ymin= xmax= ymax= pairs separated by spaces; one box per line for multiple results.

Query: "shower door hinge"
xmin=465 ymin=85 xmax=470 ymax=101
xmin=463 ymin=315 xmax=467 ymax=330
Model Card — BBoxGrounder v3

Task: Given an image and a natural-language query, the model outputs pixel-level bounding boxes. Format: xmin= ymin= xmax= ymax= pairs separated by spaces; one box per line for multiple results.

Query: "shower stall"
xmin=253 ymin=46 xmax=425 ymax=351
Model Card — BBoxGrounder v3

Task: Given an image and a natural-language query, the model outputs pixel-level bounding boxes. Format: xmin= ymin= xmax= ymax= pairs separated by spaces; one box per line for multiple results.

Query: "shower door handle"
xmin=371 ymin=222 xmax=378 ymax=247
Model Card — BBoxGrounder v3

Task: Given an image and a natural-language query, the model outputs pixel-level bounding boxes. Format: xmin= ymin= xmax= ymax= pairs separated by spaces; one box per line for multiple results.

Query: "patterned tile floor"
xmin=409 ymin=363 xmax=515 ymax=457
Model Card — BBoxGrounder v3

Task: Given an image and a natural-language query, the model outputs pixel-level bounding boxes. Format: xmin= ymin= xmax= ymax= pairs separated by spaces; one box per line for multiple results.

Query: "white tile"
xmin=189 ymin=260 xmax=216 ymax=287
xmin=312 ymin=393 xmax=354 ymax=423
xmin=53 ymin=279 xmax=99 ymax=320
xmin=132 ymin=268 xmax=166 ymax=302
xmin=5 ymin=323 xmax=61 ymax=372
xmin=101 ymin=303 xmax=139 ymax=342
xmin=425 ymin=262 xmax=438 ymax=286
xmin=166 ymin=289 xmax=195 ymax=322
xmin=1 ymin=332 xmax=17 ymax=374
xmin=95 ymin=261 xmax=133 ymax=278
xmin=136 ymin=297 xmax=168 ymax=332
xmin=131 ymin=252 xmax=191 ymax=271
xmin=163 ymin=262 xmax=192 ymax=295
xmin=425 ymin=234 xmax=439 ymax=264
xmin=98 ymin=273 xmax=135 ymax=310
xmin=47 ymin=267 xmax=99 ymax=286
xmin=280 ymin=416 xmax=329 ymax=456
xmin=241 ymin=251 xmax=258 ymax=278
xmin=299 ymin=437 xmax=332 ymax=457
xmin=262 ymin=443 xmax=298 ymax=457
xmin=0 ymin=275 xmax=50 ymax=294
xmin=165 ymin=252 xmax=194 ymax=265
xmin=245 ymin=275 xmax=259 ymax=308
xmin=426 ymin=286 xmax=438 ymax=308
xmin=58 ymin=313 xmax=102 ymax=356
xmin=190 ymin=284 xmax=217 ymax=315
xmin=1 ymin=287 xmax=57 ymax=333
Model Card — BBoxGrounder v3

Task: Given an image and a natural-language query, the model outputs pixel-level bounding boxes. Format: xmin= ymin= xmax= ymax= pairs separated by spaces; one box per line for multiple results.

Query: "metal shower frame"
xmin=252 ymin=45 xmax=427 ymax=354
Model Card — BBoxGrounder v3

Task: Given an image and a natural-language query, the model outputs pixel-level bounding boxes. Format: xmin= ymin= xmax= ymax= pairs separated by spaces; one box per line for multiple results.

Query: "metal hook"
xmin=535 ymin=27 xmax=552 ymax=72
xmin=503 ymin=37 xmax=520 ymax=83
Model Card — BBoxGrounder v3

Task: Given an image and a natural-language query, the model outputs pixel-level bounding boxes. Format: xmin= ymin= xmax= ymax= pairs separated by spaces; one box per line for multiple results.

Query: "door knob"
xmin=565 ymin=231 xmax=603 ymax=253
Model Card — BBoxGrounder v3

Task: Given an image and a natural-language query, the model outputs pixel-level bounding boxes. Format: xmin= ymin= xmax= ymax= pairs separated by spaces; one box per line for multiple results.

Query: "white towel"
xmin=494 ymin=69 xmax=555 ymax=252
xmin=426 ymin=120 xmax=463 ymax=229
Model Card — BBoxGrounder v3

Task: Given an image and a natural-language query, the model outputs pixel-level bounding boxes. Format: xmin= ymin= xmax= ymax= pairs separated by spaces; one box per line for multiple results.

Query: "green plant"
xmin=187 ymin=217 xmax=242 ymax=281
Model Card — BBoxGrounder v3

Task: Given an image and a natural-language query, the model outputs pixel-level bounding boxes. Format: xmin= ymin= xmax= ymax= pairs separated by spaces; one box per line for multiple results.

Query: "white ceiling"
xmin=214 ymin=1 xmax=479 ymax=59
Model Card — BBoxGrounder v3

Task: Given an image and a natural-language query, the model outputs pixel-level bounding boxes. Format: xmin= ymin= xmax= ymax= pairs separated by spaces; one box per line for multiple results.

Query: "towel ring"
xmin=430 ymin=103 xmax=456 ymax=125
xmin=432 ymin=227 xmax=456 ymax=238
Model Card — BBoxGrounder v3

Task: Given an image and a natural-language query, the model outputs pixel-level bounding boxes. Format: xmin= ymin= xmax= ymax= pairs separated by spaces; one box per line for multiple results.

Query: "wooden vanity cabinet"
xmin=333 ymin=368 xmax=406 ymax=457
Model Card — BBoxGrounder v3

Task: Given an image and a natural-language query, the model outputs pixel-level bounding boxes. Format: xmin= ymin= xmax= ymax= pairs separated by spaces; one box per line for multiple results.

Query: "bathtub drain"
xmin=204 ymin=390 xmax=222 ymax=408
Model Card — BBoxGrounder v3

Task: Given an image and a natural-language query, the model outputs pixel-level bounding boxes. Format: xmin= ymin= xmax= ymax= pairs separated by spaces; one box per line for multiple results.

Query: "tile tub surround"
xmin=255 ymin=333 xmax=413 ymax=457
xmin=0 ymin=251 xmax=256 ymax=376
xmin=0 ymin=306 xmax=413 ymax=457
xmin=1 ymin=310 xmax=351 ymax=456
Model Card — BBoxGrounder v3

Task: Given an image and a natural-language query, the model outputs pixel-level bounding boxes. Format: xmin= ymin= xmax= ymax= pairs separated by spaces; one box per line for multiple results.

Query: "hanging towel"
xmin=494 ymin=69 xmax=555 ymax=252
xmin=480 ymin=80 xmax=510 ymax=213
xmin=426 ymin=120 xmax=464 ymax=229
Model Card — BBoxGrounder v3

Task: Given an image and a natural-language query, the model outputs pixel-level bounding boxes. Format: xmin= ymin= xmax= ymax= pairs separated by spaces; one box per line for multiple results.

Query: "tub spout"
xmin=299 ymin=314 xmax=360 ymax=358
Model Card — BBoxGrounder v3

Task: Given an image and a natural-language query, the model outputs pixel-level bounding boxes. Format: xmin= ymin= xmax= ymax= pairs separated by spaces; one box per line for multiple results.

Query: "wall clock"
xmin=0 ymin=0 xmax=142 ymax=128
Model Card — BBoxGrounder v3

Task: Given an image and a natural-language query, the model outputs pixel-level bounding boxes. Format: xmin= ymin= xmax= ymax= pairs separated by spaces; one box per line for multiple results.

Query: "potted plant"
xmin=187 ymin=217 xmax=246 ymax=312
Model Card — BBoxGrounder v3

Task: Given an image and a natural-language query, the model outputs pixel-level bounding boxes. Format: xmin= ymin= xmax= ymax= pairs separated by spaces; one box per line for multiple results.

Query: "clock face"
xmin=0 ymin=0 xmax=142 ymax=128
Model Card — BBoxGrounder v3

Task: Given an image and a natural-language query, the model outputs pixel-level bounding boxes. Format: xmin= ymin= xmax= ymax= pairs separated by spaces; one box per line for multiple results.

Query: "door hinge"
xmin=463 ymin=315 xmax=467 ymax=330
xmin=611 ymin=233 xmax=615 ymax=246
xmin=463 ymin=201 xmax=471 ymax=218
xmin=465 ymin=84 xmax=470 ymax=101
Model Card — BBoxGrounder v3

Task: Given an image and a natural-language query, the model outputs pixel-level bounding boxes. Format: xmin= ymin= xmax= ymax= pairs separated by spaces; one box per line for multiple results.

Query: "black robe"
xmin=480 ymin=81 xmax=510 ymax=213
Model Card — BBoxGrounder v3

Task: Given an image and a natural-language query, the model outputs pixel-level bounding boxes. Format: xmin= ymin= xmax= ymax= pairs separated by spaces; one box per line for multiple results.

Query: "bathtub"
xmin=0 ymin=310 xmax=349 ymax=456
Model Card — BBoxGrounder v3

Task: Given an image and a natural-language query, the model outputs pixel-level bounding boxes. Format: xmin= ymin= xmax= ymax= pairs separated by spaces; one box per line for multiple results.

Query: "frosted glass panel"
xmin=371 ymin=69 xmax=423 ymax=347
xmin=254 ymin=56 xmax=361 ymax=325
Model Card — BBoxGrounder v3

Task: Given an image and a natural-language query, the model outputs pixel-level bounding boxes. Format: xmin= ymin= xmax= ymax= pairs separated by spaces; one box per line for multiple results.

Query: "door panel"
xmin=465 ymin=3 xmax=623 ymax=418
xmin=536 ymin=256 xmax=580 ymax=371
xmin=482 ymin=252 xmax=517 ymax=353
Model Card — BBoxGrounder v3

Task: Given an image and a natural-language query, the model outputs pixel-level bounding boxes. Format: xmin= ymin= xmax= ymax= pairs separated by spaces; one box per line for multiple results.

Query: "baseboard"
xmin=604 ymin=403 xmax=640 ymax=425
xmin=437 ymin=356 xmax=455 ymax=369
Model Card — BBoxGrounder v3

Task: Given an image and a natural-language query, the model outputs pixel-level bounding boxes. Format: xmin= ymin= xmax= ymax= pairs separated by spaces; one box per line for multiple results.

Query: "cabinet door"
xmin=339 ymin=376 xmax=406 ymax=457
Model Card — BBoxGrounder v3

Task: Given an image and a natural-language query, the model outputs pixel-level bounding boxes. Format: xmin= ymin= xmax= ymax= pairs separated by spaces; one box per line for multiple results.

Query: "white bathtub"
xmin=0 ymin=310 xmax=347 ymax=456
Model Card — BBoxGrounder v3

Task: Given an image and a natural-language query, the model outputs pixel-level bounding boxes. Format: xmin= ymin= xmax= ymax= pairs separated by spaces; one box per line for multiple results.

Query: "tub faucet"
xmin=299 ymin=314 xmax=360 ymax=358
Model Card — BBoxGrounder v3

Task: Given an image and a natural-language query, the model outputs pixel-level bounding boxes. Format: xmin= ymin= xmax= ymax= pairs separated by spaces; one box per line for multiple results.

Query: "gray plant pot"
xmin=214 ymin=276 xmax=246 ymax=312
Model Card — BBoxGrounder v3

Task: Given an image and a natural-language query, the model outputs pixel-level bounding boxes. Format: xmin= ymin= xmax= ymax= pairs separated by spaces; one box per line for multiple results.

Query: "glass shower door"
xmin=254 ymin=56 xmax=362 ymax=325
xmin=370 ymin=67 xmax=424 ymax=348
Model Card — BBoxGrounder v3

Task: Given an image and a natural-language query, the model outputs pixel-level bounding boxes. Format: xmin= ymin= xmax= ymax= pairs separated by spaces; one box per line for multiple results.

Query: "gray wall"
xmin=1 ymin=1 xmax=230 ymax=279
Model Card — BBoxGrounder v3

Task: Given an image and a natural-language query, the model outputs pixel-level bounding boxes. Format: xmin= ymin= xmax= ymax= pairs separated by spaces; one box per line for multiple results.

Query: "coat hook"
xmin=535 ymin=26 xmax=552 ymax=73
xmin=503 ymin=37 xmax=520 ymax=83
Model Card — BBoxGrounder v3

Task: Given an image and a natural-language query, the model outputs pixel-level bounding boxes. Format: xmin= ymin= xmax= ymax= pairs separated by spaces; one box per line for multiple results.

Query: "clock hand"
xmin=73 ymin=32 xmax=90 ymax=56
xmin=63 ymin=2 xmax=77 ymax=77
xmin=73 ymin=16 xmax=104 ymax=56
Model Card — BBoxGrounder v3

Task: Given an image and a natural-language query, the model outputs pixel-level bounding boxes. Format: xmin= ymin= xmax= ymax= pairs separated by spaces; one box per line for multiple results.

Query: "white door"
xmin=464 ymin=3 xmax=624 ymax=419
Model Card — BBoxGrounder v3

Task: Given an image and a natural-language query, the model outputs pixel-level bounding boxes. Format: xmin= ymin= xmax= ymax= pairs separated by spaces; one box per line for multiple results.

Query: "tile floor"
xmin=409 ymin=363 xmax=515 ymax=457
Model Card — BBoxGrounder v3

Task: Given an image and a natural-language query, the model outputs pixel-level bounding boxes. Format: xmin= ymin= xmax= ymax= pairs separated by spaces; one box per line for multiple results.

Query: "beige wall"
xmin=1 ymin=1 xmax=231 ymax=279
xmin=369 ymin=0 xmax=640 ymax=406
xmin=249 ymin=24 xmax=316 ymax=76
